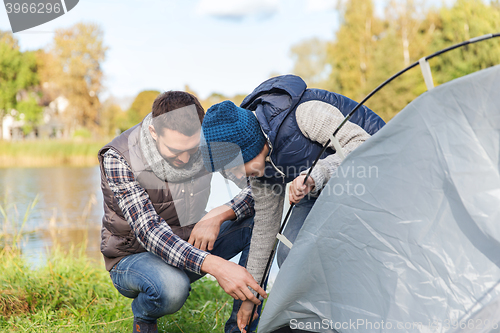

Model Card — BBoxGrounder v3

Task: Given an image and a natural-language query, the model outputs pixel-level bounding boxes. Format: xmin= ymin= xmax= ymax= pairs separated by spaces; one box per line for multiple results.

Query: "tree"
xmin=200 ymin=92 xmax=247 ymax=112
xmin=291 ymin=0 xmax=500 ymax=122
xmin=127 ymin=90 xmax=160 ymax=125
xmin=16 ymin=91 xmax=44 ymax=134
xmin=99 ymin=97 xmax=124 ymax=137
xmin=429 ymin=0 xmax=500 ymax=85
xmin=385 ymin=0 xmax=428 ymax=67
xmin=201 ymin=92 xmax=227 ymax=112
xmin=290 ymin=38 xmax=330 ymax=88
xmin=363 ymin=0 xmax=431 ymax=120
xmin=0 ymin=31 xmax=40 ymax=139
xmin=49 ymin=22 xmax=108 ymax=133
xmin=326 ymin=0 xmax=382 ymax=101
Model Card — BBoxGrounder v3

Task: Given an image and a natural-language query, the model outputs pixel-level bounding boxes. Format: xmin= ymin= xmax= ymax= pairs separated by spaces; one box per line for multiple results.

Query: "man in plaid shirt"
xmin=98 ymin=91 xmax=266 ymax=333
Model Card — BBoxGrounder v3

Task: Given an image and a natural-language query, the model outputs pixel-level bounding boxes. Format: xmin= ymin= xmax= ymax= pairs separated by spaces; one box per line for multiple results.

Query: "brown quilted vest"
xmin=98 ymin=123 xmax=211 ymax=271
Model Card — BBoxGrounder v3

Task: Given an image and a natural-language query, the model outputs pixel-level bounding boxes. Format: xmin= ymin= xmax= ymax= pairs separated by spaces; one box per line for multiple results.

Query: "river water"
xmin=0 ymin=166 xmax=240 ymax=268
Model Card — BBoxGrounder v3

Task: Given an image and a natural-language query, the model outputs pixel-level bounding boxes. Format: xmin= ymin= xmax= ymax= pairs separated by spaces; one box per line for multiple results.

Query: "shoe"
xmin=132 ymin=318 xmax=158 ymax=333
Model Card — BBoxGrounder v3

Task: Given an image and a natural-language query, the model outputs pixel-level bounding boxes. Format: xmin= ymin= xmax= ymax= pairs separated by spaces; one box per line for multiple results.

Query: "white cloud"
xmin=305 ymin=0 xmax=336 ymax=12
xmin=196 ymin=0 xmax=280 ymax=19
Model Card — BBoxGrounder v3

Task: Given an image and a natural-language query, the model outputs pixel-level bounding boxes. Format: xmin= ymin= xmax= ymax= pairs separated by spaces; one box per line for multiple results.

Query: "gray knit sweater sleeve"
xmin=295 ymin=100 xmax=371 ymax=192
xmin=246 ymin=179 xmax=285 ymax=285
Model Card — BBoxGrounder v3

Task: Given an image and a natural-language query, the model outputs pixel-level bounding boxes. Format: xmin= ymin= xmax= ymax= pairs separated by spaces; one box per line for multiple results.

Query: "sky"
xmin=0 ymin=0 xmax=348 ymax=104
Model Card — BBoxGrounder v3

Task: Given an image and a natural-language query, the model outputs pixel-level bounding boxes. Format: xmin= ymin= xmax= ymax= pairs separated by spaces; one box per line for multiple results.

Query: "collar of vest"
xmin=241 ymin=74 xmax=307 ymax=111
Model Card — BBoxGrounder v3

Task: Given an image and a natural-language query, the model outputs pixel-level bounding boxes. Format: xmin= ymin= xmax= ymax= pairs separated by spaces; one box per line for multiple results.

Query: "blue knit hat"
xmin=201 ymin=100 xmax=266 ymax=172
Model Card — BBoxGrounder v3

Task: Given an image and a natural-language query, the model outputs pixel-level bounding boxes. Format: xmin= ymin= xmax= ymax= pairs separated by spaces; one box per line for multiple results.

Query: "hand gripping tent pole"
xmin=246 ymin=32 xmax=500 ymax=332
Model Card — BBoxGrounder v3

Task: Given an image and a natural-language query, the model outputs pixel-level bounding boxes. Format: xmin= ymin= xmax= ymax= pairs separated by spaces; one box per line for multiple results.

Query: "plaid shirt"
xmin=102 ymin=148 xmax=254 ymax=274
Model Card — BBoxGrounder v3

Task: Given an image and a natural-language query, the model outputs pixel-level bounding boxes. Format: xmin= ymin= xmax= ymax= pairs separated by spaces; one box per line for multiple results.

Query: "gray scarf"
xmin=140 ymin=113 xmax=204 ymax=183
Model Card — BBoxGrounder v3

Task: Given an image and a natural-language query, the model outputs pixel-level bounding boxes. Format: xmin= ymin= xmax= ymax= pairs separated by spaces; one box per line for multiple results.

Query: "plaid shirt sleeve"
xmin=224 ymin=181 xmax=255 ymax=221
xmin=102 ymin=148 xmax=208 ymax=274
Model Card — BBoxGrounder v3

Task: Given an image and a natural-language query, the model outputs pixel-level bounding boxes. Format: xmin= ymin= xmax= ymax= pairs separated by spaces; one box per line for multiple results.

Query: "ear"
xmin=148 ymin=125 xmax=158 ymax=142
xmin=262 ymin=142 xmax=270 ymax=156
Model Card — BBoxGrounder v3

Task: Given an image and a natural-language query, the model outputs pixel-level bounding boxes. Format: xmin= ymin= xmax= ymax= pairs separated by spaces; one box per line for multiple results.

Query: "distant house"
xmin=2 ymin=112 xmax=26 ymax=140
xmin=38 ymin=95 xmax=68 ymax=139
xmin=1 ymin=95 xmax=69 ymax=140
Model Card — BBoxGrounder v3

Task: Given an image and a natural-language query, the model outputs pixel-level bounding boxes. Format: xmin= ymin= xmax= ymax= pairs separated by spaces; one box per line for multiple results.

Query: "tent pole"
xmin=245 ymin=32 xmax=500 ymax=333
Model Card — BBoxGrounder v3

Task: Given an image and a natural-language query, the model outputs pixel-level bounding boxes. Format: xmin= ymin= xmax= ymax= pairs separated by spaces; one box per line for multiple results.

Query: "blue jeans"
xmin=109 ymin=216 xmax=257 ymax=332
xmin=276 ymin=195 xmax=317 ymax=268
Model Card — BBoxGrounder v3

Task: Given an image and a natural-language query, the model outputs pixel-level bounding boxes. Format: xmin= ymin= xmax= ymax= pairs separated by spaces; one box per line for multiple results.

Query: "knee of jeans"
xmin=239 ymin=216 xmax=254 ymax=229
xmin=154 ymin=272 xmax=191 ymax=316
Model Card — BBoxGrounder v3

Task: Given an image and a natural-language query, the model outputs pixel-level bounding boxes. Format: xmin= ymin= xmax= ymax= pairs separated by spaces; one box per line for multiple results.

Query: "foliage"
xmin=99 ymin=99 xmax=124 ymax=136
xmin=362 ymin=0 xmax=430 ymax=120
xmin=290 ymin=38 xmax=330 ymax=88
xmin=428 ymin=0 xmax=500 ymax=85
xmin=292 ymin=0 xmax=500 ymax=121
xmin=126 ymin=90 xmax=160 ymax=126
xmin=183 ymin=85 xmax=245 ymax=113
xmin=200 ymin=92 xmax=247 ymax=113
xmin=72 ymin=128 xmax=93 ymax=139
xmin=201 ymin=92 xmax=229 ymax=111
xmin=47 ymin=22 xmax=108 ymax=133
xmin=326 ymin=0 xmax=383 ymax=101
xmin=16 ymin=94 xmax=44 ymax=134
xmin=116 ymin=88 xmax=247 ymax=133
xmin=0 ymin=31 xmax=41 ymax=138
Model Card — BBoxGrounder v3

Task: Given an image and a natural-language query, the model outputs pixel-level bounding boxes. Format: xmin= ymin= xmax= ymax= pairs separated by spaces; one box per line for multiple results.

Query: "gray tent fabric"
xmin=258 ymin=65 xmax=500 ymax=333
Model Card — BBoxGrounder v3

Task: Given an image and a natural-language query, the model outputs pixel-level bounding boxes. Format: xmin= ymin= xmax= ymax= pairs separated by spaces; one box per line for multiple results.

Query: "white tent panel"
xmin=259 ymin=65 xmax=500 ymax=333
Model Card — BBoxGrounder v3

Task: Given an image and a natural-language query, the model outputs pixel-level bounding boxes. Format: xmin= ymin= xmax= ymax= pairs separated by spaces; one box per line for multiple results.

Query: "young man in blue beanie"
xmin=98 ymin=91 xmax=266 ymax=333
xmin=200 ymin=75 xmax=386 ymax=332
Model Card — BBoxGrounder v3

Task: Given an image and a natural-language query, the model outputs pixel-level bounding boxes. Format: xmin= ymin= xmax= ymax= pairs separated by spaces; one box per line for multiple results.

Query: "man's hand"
xmin=289 ymin=174 xmax=315 ymax=204
xmin=237 ymin=300 xmax=258 ymax=333
xmin=188 ymin=205 xmax=235 ymax=251
xmin=201 ymin=254 xmax=267 ymax=304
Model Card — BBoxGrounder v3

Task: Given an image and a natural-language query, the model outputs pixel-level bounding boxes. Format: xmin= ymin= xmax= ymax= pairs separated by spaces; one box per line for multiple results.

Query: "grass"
xmin=0 ymin=140 xmax=108 ymax=167
xmin=0 ymin=197 xmax=235 ymax=332
xmin=0 ymin=195 xmax=39 ymax=251
xmin=0 ymin=246 xmax=234 ymax=332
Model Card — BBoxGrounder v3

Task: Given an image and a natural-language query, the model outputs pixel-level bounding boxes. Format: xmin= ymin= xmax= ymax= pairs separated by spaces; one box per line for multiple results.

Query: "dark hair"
xmin=151 ymin=91 xmax=205 ymax=136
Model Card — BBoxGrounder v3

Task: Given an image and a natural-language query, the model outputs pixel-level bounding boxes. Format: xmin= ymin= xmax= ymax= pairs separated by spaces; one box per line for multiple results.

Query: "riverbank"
xmin=0 ymin=191 xmax=236 ymax=332
xmin=0 ymin=140 xmax=108 ymax=167
xmin=0 ymin=246 xmax=233 ymax=332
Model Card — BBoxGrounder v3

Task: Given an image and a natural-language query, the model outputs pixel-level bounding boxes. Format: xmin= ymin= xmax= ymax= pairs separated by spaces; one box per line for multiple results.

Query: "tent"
xmin=257 ymin=62 xmax=500 ymax=332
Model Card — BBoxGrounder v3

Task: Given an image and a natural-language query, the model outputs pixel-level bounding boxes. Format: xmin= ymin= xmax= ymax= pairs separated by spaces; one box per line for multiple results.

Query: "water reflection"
xmin=0 ymin=166 xmax=104 ymax=266
xmin=0 ymin=167 xmax=239 ymax=267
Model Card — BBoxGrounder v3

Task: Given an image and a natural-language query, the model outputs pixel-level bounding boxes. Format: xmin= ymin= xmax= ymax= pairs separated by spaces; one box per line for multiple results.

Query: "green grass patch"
xmin=0 ymin=183 xmax=239 ymax=332
xmin=0 ymin=246 xmax=233 ymax=332
xmin=0 ymin=140 xmax=109 ymax=167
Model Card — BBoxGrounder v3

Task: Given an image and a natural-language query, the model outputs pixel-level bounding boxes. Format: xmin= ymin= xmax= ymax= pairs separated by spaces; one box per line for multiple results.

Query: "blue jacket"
xmin=240 ymin=75 xmax=386 ymax=184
